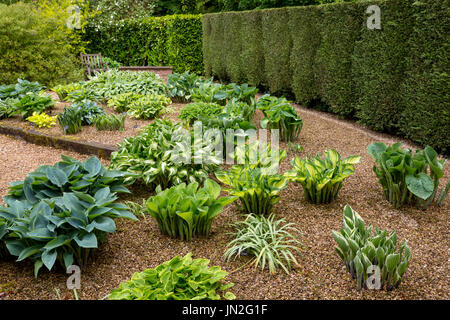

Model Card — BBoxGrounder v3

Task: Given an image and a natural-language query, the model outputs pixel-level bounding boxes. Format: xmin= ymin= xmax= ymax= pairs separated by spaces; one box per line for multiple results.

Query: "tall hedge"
xmin=203 ymin=0 xmax=450 ymax=154
xmin=83 ymin=15 xmax=203 ymax=74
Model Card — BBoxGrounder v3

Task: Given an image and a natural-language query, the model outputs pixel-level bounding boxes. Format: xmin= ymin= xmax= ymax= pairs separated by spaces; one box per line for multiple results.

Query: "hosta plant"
xmin=13 ymin=92 xmax=54 ymax=120
xmin=367 ymin=142 xmax=448 ymax=209
xmin=224 ymin=98 xmax=256 ymax=122
xmin=286 ymin=149 xmax=361 ymax=204
xmin=190 ymin=82 xmax=231 ymax=105
xmin=226 ymin=83 xmax=258 ymax=105
xmin=178 ymin=102 xmax=223 ymax=125
xmin=216 ymin=144 xmax=289 ymax=215
xmin=224 ymin=214 xmax=302 ymax=274
xmin=66 ymin=88 xmax=101 ymax=103
xmin=58 ymin=106 xmax=83 ymax=134
xmin=1 ymin=155 xmax=136 ymax=276
xmin=110 ymin=119 xmax=220 ymax=189
xmin=332 ymin=205 xmax=412 ymax=291
xmin=0 ymin=99 xmax=15 ymax=120
xmin=107 ymin=92 xmax=143 ymax=113
xmin=26 ymin=112 xmax=57 ymax=128
xmin=145 ymin=179 xmax=237 ymax=241
xmin=52 ymin=82 xmax=83 ymax=101
xmin=109 ymin=253 xmax=235 ymax=300
xmin=93 ymin=113 xmax=126 ymax=131
xmin=0 ymin=79 xmax=44 ymax=99
xmin=167 ymin=71 xmax=211 ymax=102
xmin=127 ymin=94 xmax=171 ymax=120
xmin=70 ymin=100 xmax=106 ymax=125
xmin=257 ymin=95 xmax=302 ymax=142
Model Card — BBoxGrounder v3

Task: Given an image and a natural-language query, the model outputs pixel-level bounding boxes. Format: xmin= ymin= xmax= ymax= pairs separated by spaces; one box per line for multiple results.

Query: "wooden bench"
xmin=80 ymin=53 xmax=109 ymax=78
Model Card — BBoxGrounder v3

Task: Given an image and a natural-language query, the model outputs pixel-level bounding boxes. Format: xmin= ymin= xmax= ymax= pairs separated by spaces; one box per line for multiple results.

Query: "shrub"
xmin=127 ymin=94 xmax=171 ymax=120
xmin=26 ymin=112 xmax=57 ymax=128
xmin=257 ymin=95 xmax=302 ymax=142
xmin=109 ymin=253 xmax=235 ymax=300
xmin=179 ymin=102 xmax=223 ymax=124
xmin=110 ymin=119 xmax=220 ymax=189
xmin=107 ymin=92 xmax=143 ymax=113
xmin=224 ymin=213 xmax=302 ymax=275
xmin=332 ymin=205 xmax=412 ymax=291
xmin=367 ymin=142 xmax=448 ymax=209
xmin=12 ymin=93 xmax=54 ymax=120
xmin=145 ymin=179 xmax=236 ymax=241
xmin=286 ymin=149 xmax=361 ymax=204
xmin=0 ymin=155 xmax=136 ymax=275
xmin=57 ymin=107 xmax=83 ymax=134
xmin=0 ymin=2 xmax=83 ymax=87
xmin=93 ymin=113 xmax=126 ymax=131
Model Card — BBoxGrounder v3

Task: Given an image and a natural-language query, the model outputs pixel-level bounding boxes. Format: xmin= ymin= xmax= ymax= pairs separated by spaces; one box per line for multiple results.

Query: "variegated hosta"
xmin=332 ymin=205 xmax=412 ymax=291
xmin=286 ymin=149 xmax=361 ymax=204
xmin=110 ymin=119 xmax=221 ymax=190
xmin=146 ymin=179 xmax=237 ymax=241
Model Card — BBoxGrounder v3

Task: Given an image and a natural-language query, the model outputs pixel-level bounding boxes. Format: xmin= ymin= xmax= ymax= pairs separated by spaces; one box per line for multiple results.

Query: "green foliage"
xmin=107 ymin=92 xmax=143 ymax=113
xmin=102 ymin=57 xmax=122 ymax=70
xmin=257 ymin=95 xmax=302 ymax=142
xmin=190 ymin=82 xmax=230 ymax=105
xmin=215 ymin=143 xmax=289 ymax=215
xmin=167 ymin=71 xmax=211 ymax=102
xmin=26 ymin=112 xmax=57 ymax=128
xmin=94 ymin=113 xmax=126 ymax=131
xmin=0 ymin=100 xmax=15 ymax=120
xmin=223 ymin=99 xmax=255 ymax=123
xmin=179 ymin=102 xmax=223 ymax=124
xmin=52 ymin=83 xmax=84 ymax=102
xmin=0 ymin=155 xmax=136 ymax=275
xmin=57 ymin=107 xmax=83 ymax=135
xmin=202 ymin=1 xmax=448 ymax=154
xmin=110 ymin=119 xmax=220 ymax=189
xmin=70 ymin=100 xmax=106 ymax=125
xmin=66 ymin=88 xmax=101 ymax=103
xmin=85 ymin=70 xmax=168 ymax=99
xmin=109 ymin=253 xmax=235 ymax=300
xmin=145 ymin=179 xmax=237 ymax=241
xmin=224 ymin=213 xmax=302 ymax=275
xmin=286 ymin=149 xmax=361 ymax=204
xmin=0 ymin=2 xmax=83 ymax=87
xmin=12 ymin=93 xmax=54 ymax=120
xmin=0 ymin=79 xmax=44 ymax=99
xmin=127 ymin=94 xmax=171 ymax=120
xmin=332 ymin=205 xmax=412 ymax=291
xmin=83 ymin=15 xmax=203 ymax=74
xmin=367 ymin=142 xmax=448 ymax=209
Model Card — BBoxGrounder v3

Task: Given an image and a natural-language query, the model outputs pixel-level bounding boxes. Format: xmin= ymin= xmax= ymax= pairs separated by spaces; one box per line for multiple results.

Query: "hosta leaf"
xmin=47 ymin=167 xmax=68 ymax=188
xmin=42 ymin=249 xmax=57 ymax=270
xmin=94 ymin=216 xmax=116 ymax=233
xmin=74 ymin=233 xmax=98 ymax=248
xmin=406 ymin=173 xmax=434 ymax=200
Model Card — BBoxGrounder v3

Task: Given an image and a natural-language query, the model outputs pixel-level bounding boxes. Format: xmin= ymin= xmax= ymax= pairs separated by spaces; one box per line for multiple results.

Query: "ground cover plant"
xmin=167 ymin=71 xmax=211 ymax=102
xmin=286 ymin=149 xmax=361 ymax=204
xmin=93 ymin=113 xmax=126 ymax=131
xmin=12 ymin=93 xmax=54 ymax=120
xmin=0 ymin=155 xmax=136 ymax=276
xmin=69 ymin=100 xmax=106 ymax=126
xmin=178 ymin=101 xmax=223 ymax=124
xmin=57 ymin=107 xmax=83 ymax=135
xmin=367 ymin=142 xmax=448 ymax=209
xmin=26 ymin=112 xmax=57 ymax=128
xmin=107 ymin=92 xmax=143 ymax=113
xmin=0 ymin=79 xmax=44 ymax=100
xmin=224 ymin=213 xmax=302 ymax=275
xmin=108 ymin=253 xmax=235 ymax=300
xmin=332 ymin=205 xmax=412 ymax=291
xmin=126 ymin=94 xmax=171 ymax=120
xmin=110 ymin=119 xmax=221 ymax=189
xmin=145 ymin=179 xmax=237 ymax=241
xmin=66 ymin=88 xmax=102 ymax=104
xmin=52 ymin=83 xmax=84 ymax=102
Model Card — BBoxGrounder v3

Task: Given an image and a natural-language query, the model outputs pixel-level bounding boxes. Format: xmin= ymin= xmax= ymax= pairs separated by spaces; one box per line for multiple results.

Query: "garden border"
xmin=0 ymin=123 xmax=117 ymax=159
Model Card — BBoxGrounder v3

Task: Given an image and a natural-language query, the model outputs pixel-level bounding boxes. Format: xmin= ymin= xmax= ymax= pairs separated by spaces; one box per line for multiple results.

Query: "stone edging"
xmin=0 ymin=124 xmax=117 ymax=159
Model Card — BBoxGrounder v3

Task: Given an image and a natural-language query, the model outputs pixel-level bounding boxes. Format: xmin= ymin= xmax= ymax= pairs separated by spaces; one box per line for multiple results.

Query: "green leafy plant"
xmin=367 ymin=142 xmax=448 ymax=209
xmin=145 ymin=179 xmax=237 ymax=241
xmin=286 ymin=149 xmax=361 ymax=204
xmin=257 ymin=95 xmax=302 ymax=142
xmin=66 ymin=88 xmax=101 ymax=103
xmin=93 ymin=113 xmax=126 ymax=131
xmin=52 ymin=82 xmax=84 ymax=101
xmin=102 ymin=57 xmax=122 ymax=69
xmin=190 ymin=82 xmax=231 ymax=105
xmin=224 ymin=98 xmax=256 ymax=122
xmin=224 ymin=213 xmax=302 ymax=275
xmin=215 ymin=143 xmax=289 ymax=215
xmin=0 ymin=155 xmax=136 ymax=276
xmin=0 ymin=99 xmax=16 ymax=119
xmin=110 ymin=119 xmax=220 ymax=189
xmin=57 ymin=106 xmax=83 ymax=134
xmin=0 ymin=79 xmax=44 ymax=99
xmin=70 ymin=100 xmax=106 ymax=125
xmin=179 ymin=101 xmax=223 ymax=124
xmin=12 ymin=92 xmax=54 ymax=120
xmin=127 ymin=94 xmax=171 ymax=120
xmin=332 ymin=205 xmax=412 ymax=291
xmin=226 ymin=83 xmax=258 ymax=105
xmin=26 ymin=112 xmax=57 ymax=128
xmin=107 ymin=92 xmax=143 ymax=113
xmin=109 ymin=253 xmax=235 ymax=300
xmin=167 ymin=71 xmax=211 ymax=102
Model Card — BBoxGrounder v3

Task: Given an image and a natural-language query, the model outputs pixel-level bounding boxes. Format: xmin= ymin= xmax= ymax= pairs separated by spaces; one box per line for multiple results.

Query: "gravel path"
xmin=0 ymin=103 xmax=448 ymax=300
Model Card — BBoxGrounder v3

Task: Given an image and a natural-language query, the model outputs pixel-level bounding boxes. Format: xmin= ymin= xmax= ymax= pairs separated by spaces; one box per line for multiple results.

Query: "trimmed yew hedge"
xmin=84 ymin=15 xmax=203 ymax=74
xmin=202 ymin=0 xmax=450 ymax=154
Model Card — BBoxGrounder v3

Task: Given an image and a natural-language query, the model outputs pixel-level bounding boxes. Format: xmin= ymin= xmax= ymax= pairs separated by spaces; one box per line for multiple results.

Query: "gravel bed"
xmin=0 ymin=101 xmax=448 ymax=300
